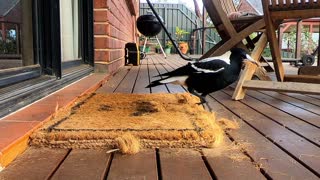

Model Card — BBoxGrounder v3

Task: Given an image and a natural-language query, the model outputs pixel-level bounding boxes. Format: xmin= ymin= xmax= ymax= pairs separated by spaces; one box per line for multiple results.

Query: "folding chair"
xmin=201 ymin=0 xmax=267 ymax=62
xmin=232 ymin=0 xmax=320 ymax=100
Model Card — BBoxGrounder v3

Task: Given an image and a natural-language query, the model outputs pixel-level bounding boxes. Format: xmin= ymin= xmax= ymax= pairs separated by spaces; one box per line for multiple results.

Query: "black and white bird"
xmin=146 ymin=48 xmax=257 ymax=104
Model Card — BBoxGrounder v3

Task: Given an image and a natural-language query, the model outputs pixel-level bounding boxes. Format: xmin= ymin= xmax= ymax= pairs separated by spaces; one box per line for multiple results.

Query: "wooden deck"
xmin=1 ymin=54 xmax=320 ymax=180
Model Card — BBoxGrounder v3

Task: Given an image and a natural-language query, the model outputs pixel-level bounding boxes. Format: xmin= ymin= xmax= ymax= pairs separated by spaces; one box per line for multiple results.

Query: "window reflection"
xmin=0 ymin=0 xmax=34 ymax=70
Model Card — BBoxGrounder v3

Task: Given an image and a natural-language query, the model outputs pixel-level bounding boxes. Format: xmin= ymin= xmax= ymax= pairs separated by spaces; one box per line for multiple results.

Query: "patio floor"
xmin=0 ymin=54 xmax=320 ymax=179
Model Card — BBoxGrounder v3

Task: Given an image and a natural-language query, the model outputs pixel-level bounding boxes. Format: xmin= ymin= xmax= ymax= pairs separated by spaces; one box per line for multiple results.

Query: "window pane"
xmin=60 ymin=0 xmax=82 ymax=62
xmin=0 ymin=0 xmax=34 ymax=70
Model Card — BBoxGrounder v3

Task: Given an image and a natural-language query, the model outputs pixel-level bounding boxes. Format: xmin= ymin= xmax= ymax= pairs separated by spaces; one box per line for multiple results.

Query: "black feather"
xmin=147 ymin=48 xmax=250 ymax=104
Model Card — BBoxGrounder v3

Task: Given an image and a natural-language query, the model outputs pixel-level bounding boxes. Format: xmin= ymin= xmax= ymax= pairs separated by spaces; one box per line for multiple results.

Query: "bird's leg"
xmin=188 ymin=88 xmax=207 ymax=104
xmin=200 ymin=93 xmax=208 ymax=104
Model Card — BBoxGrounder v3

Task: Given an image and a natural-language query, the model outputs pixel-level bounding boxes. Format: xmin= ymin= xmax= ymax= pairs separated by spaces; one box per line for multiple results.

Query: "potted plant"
xmin=155 ymin=44 xmax=161 ymax=53
xmin=175 ymin=27 xmax=190 ymax=54
xmin=164 ymin=41 xmax=173 ymax=54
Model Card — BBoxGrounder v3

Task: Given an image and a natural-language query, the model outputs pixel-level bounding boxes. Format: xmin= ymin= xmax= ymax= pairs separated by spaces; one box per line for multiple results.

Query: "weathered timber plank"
xmin=97 ymin=66 xmax=131 ymax=93
xmin=212 ymin=91 xmax=320 ymax=176
xmin=306 ymin=94 xmax=320 ymax=101
xmin=51 ymin=149 xmax=111 ymax=180
xmin=206 ymin=94 xmax=319 ymax=179
xmin=114 ymin=66 xmax=140 ymax=93
xmin=0 ymin=148 xmax=69 ymax=180
xmin=107 ymin=150 xmax=158 ymax=180
xmin=242 ymin=90 xmax=320 ymax=128
xmin=159 ymin=149 xmax=212 ymax=180
xmin=259 ymin=91 xmax=320 ymax=116
xmin=132 ymin=63 xmax=150 ymax=94
xmin=148 ymin=56 xmax=169 ymax=93
xmin=224 ymin=89 xmax=320 ymax=145
xmin=282 ymin=93 xmax=320 ymax=107
xmin=202 ymin=139 xmax=266 ymax=180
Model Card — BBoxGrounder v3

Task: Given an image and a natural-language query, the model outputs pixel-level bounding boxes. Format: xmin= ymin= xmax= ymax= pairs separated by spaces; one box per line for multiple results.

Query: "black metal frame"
xmin=34 ymin=0 xmax=62 ymax=77
xmin=83 ymin=0 xmax=94 ymax=66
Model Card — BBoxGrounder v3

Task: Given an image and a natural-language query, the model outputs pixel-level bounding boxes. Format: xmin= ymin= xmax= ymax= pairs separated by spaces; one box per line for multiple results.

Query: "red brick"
xmin=94 ymin=37 xmax=108 ymax=49
xmin=94 ymin=10 xmax=108 ymax=22
xmin=95 ymin=51 xmax=110 ymax=61
xmin=94 ymin=23 xmax=109 ymax=35
xmin=94 ymin=0 xmax=107 ymax=8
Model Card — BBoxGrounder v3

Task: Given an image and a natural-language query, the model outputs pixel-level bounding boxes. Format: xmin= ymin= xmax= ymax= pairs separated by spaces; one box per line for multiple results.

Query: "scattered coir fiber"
xmin=217 ymin=118 xmax=240 ymax=130
xmin=115 ymin=133 xmax=140 ymax=154
xmin=30 ymin=93 xmax=226 ymax=152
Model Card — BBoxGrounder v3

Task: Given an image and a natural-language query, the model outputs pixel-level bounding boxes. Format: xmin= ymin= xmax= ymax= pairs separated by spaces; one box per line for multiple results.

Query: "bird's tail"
xmin=153 ymin=72 xmax=170 ymax=77
xmin=146 ymin=79 xmax=164 ymax=88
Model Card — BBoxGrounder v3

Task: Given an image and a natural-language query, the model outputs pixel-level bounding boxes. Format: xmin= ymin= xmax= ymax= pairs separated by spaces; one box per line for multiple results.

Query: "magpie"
xmin=146 ymin=48 xmax=257 ymax=104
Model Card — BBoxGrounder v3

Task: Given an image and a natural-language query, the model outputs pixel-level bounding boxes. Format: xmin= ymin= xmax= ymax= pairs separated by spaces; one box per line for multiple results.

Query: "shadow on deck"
xmin=0 ymin=54 xmax=320 ymax=179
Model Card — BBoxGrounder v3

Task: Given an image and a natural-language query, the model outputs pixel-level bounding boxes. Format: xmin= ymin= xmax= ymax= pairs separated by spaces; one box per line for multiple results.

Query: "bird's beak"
xmin=243 ymin=54 xmax=259 ymax=66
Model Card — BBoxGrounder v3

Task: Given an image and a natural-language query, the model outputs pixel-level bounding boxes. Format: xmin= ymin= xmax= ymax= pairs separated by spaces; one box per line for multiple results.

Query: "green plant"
xmin=165 ymin=41 xmax=173 ymax=49
xmin=175 ymin=27 xmax=189 ymax=43
xmin=283 ymin=27 xmax=317 ymax=56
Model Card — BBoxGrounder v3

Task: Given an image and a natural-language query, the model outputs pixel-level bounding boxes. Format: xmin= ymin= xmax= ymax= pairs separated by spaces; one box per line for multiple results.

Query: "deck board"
xmin=51 ymin=149 xmax=111 ymax=180
xmin=0 ymin=148 xmax=69 ymax=180
xmin=96 ymin=66 xmax=131 ymax=93
xmin=244 ymin=90 xmax=320 ymax=128
xmin=284 ymin=93 xmax=320 ymax=106
xmin=148 ymin=57 xmax=169 ymax=93
xmin=212 ymin=91 xmax=320 ymax=176
xmin=224 ymin=89 xmax=320 ymax=145
xmin=159 ymin=149 xmax=212 ymax=180
xmin=259 ymin=91 xmax=320 ymax=116
xmin=107 ymin=150 xmax=158 ymax=180
xmin=206 ymin=95 xmax=320 ymax=179
xmin=202 ymin=137 xmax=266 ymax=180
xmin=132 ymin=63 xmax=150 ymax=94
xmin=114 ymin=66 xmax=140 ymax=93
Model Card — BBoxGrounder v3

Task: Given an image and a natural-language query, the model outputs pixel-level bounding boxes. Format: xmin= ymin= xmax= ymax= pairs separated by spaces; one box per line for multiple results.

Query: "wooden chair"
xmin=201 ymin=0 xmax=272 ymax=79
xmin=232 ymin=0 xmax=320 ymax=100
xmin=201 ymin=0 xmax=266 ymax=60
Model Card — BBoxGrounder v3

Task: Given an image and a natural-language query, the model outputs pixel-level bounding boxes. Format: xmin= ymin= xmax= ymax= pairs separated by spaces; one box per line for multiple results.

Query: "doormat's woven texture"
xmin=30 ymin=93 xmax=224 ymax=149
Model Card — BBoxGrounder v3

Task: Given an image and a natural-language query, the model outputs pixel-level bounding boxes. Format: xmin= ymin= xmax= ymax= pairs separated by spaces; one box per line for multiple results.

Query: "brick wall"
xmin=237 ymin=0 xmax=259 ymax=14
xmin=94 ymin=0 xmax=139 ymax=73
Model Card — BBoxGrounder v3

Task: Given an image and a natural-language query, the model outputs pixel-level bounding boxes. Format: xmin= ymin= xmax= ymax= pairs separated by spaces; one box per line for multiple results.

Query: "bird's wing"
xmin=191 ymin=60 xmax=228 ymax=74
xmin=154 ymin=63 xmax=196 ymax=77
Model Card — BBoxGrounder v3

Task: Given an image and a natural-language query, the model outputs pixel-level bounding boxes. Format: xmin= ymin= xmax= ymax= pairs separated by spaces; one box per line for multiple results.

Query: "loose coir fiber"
xmin=30 ymin=93 xmax=224 ymax=151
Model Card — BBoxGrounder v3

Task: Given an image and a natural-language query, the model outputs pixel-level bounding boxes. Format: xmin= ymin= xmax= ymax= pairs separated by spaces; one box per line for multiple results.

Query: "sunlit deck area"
xmin=0 ymin=54 xmax=320 ymax=179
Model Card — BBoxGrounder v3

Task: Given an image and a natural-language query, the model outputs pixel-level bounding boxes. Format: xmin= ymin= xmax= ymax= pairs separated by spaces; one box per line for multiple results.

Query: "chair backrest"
xmin=268 ymin=0 xmax=320 ymax=10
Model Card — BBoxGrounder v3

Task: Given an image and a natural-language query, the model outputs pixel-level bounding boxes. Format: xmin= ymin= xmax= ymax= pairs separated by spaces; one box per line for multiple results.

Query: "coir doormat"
xmin=30 ymin=93 xmax=224 ymax=151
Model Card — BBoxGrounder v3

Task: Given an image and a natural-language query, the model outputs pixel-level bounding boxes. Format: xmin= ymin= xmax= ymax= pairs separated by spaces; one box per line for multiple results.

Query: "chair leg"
xmin=251 ymin=33 xmax=272 ymax=81
xmin=232 ymin=62 xmax=257 ymax=100
xmin=265 ymin=22 xmax=285 ymax=81
xmin=232 ymin=32 xmax=271 ymax=100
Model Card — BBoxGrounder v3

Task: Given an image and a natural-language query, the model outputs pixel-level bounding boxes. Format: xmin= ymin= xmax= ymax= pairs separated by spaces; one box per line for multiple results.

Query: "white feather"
xmin=191 ymin=64 xmax=225 ymax=73
xmin=160 ymin=76 xmax=188 ymax=86
xmin=198 ymin=51 xmax=231 ymax=64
